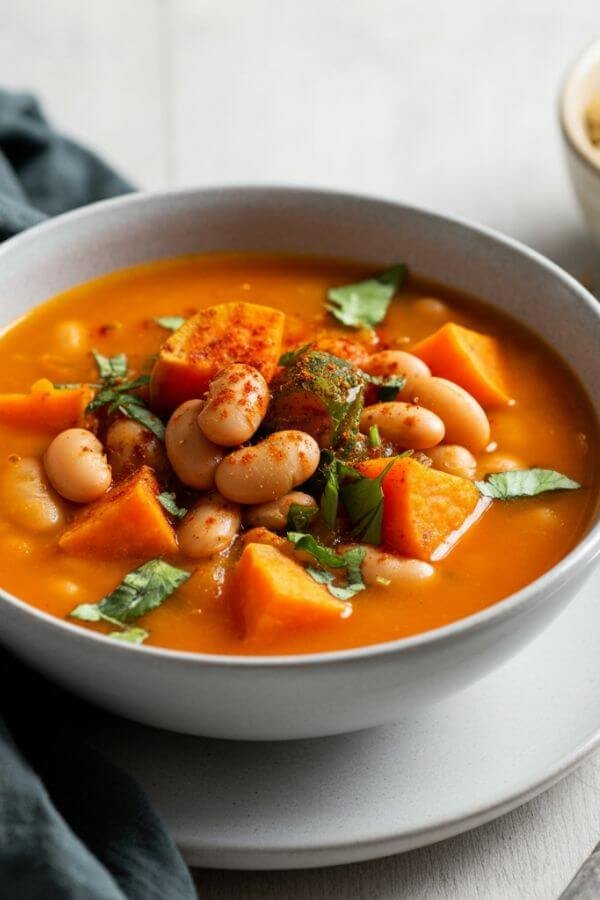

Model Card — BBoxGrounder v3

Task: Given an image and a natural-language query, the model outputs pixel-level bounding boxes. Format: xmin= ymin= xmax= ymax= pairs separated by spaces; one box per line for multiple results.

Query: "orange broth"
xmin=0 ymin=253 xmax=597 ymax=654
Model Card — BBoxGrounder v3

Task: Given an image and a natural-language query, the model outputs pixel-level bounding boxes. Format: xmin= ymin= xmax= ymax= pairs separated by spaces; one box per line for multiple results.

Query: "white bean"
xmin=197 ymin=364 xmax=269 ymax=446
xmin=360 ymin=402 xmax=445 ymax=449
xmin=400 ymin=376 xmax=490 ymax=452
xmin=177 ymin=493 xmax=241 ymax=559
xmin=165 ymin=399 xmax=224 ymax=489
xmin=340 ymin=543 xmax=435 ymax=586
xmin=106 ymin=417 xmax=169 ymax=482
xmin=363 ymin=350 xmax=431 ymax=392
xmin=411 ymin=297 xmax=450 ymax=320
xmin=44 ymin=429 xmax=112 ymax=503
xmin=427 ymin=444 xmax=477 ymax=480
xmin=478 ymin=450 xmax=526 ymax=477
xmin=244 ymin=491 xmax=318 ymax=530
xmin=215 ymin=430 xmax=320 ymax=504
xmin=0 ymin=456 xmax=65 ymax=532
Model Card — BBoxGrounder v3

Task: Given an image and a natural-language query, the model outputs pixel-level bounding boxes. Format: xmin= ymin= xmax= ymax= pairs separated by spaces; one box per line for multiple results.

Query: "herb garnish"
xmin=158 ymin=492 xmax=188 ymax=519
xmin=70 ymin=558 xmax=190 ymax=644
xmin=305 ymin=565 xmax=365 ymax=601
xmin=286 ymin=503 xmax=318 ymax=531
xmin=341 ymin=459 xmax=395 ymax=544
xmin=476 ymin=468 xmax=581 ymax=500
xmin=361 ymin=371 xmax=406 ymax=402
xmin=287 ymin=532 xmax=366 ymax=600
xmin=87 ymin=351 xmax=165 ymax=440
xmin=154 ymin=316 xmax=186 ymax=331
xmin=109 ymin=627 xmax=150 ymax=644
xmin=320 ymin=457 xmax=361 ymax=528
xmin=278 ymin=343 xmax=313 ymax=366
xmin=368 ymin=425 xmax=381 ymax=448
xmin=92 ymin=350 xmax=127 ymax=382
xmin=326 ymin=265 xmax=406 ymax=329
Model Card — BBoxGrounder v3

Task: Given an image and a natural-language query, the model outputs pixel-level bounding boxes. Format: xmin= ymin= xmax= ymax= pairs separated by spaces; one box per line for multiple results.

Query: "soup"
xmin=0 ymin=254 xmax=596 ymax=655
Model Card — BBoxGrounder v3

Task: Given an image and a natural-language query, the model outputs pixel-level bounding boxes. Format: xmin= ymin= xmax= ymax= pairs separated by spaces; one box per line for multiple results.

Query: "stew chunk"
xmin=59 ymin=465 xmax=177 ymax=558
xmin=150 ymin=302 xmax=284 ymax=412
xmin=357 ymin=456 xmax=480 ymax=560
xmin=235 ymin=543 xmax=347 ymax=639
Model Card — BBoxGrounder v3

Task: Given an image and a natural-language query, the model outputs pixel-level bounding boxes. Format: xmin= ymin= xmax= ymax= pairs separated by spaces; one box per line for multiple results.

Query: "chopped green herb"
xmin=108 ymin=627 xmax=149 ymax=645
xmin=476 ymin=468 xmax=581 ymax=500
xmin=92 ymin=350 xmax=128 ymax=383
xmin=320 ymin=457 xmax=361 ymax=528
xmin=158 ymin=492 xmax=188 ymax=519
xmin=360 ymin=371 xmax=407 ymax=402
xmin=288 ymin=533 xmax=366 ymax=601
xmin=369 ymin=425 xmax=381 ymax=448
xmin=154 ymin=316 xmax=186 ymax=331
xmin=68 ymin=603 xmax=103 ymax=623
xmin=341 ymin=459 xmax=395 ymax=545
xmin=306 ymin=565 xmax=365 ymax=601
xmin=114 ymin=396 xmax=165 ymax=441
xmin=278 ymin=343 xmax=313 ymax=366
xmin=286 ymin=502 xmax=318 ymax=531
xmin=326 ymin=265 xmax=406 ymax=329
xmin=70 ymin=559 xmax=190 ymax=628
xmin=87 ymin=357 xmax=165 ymax=440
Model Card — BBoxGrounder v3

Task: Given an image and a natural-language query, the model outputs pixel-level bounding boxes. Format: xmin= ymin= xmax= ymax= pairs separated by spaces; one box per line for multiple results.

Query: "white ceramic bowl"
xmin=0 ymin=187 xmax=599 ymax=740
xmin=560 ymin=38 xmax=600 ymax=246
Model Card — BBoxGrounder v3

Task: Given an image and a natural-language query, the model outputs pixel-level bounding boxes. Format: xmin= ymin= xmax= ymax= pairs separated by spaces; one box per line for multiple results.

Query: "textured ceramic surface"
xmin=0 ymin=187 xmax=598 ymax=740
xmin=561 ymin=39 xmax=600 ymax=247
xmin=83 ymin=564 xmax=600 ymax=868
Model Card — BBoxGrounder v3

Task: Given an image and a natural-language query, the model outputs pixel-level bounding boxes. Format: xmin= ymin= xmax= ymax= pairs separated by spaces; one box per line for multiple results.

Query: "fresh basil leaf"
xmin=326 ymin=265 xmax=406 ymax=329
xmin=87 ymin=370 xmax=165 ymax=441
xmin=369 ymin=425 xmax=381 ymax=448
xmin=319 ymin=458 xmax=361 ymax=528
xmin=476 ymin=468 xmax=581 ymax=500
xmin=341 ymin=459 xmax=395 ymax=545
xmin=360 ymin=371 xmax=406 ymax=402
xmin=320 ymin=461 xmax=340 ymax=528
xmin=109 ymin=627 xmax=149 ymax=644
xmin=158 ymin=492 xmax=188 ymax=519
xmin=116 ymin=397 xmax=166 ymax=440
xmin=70 ymin=559 xmax=190 ymax=626
xmin=305 ymin=565 xmax=365 ymax=601
xmin=92 ymin=350 xmax=128 ymax=383
xmin=306 ymin=565 xmax=334 ymax=585
xmin=287 ymin=532 xmax=365 ymax=571
xmin=114 ymin=374 xmax=150 ymax=392
xmin=154 ymin=316 xmax=186 ymax=331
xmin=287 ymin=502 xmax=318 ymax=531
xmin=70 ymin=603 xmax=103 ymax=622
xmin=278 ymin=343 xmax=313 ymax=366
xmin=379 ymin=382 xmax=403 ymax=402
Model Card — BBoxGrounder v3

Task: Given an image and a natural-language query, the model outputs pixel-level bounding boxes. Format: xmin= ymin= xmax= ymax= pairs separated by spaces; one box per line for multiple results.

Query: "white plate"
xmin=82 ymin=569 xmax=600 ymax=870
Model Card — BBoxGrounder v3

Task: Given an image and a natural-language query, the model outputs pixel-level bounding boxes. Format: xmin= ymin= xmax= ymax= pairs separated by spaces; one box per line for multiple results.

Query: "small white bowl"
xmin=0 ymin=187 xmax=599 ymax=740
xmin=560 ymin=39 xmax=600 ymax=246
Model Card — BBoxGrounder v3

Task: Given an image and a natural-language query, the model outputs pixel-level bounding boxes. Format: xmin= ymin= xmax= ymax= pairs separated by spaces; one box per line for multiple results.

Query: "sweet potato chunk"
xmin=235 ymin=543 xmax=347 ymax=639
xmin=59 ymin=465 xmax=176 ymax=558
xmin=410 ymin=322 xmax=511 ymax=407
xmin=150 ymin=302 xmax=284 ymax=412
xmin=357 ymin=456 xmax=480 ymax=560
xmin=0 ymin=379 xmax=93 ymax=432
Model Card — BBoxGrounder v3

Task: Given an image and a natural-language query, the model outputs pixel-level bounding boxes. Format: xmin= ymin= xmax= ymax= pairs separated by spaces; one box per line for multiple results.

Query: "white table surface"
xmin=0 ymin=2 xmax=599 ymax=897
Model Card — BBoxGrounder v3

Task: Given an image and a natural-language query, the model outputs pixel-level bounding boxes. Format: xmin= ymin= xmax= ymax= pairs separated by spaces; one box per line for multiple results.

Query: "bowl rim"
xmin=559 ymin=37 xmax=600 ymax=176
xmin=1 ymin=183 xmax=599 ymax=669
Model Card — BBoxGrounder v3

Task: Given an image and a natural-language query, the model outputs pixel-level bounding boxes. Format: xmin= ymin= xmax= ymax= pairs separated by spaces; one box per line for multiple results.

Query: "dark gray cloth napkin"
xmin=0 ymin=88 xmax=197 ymax=900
